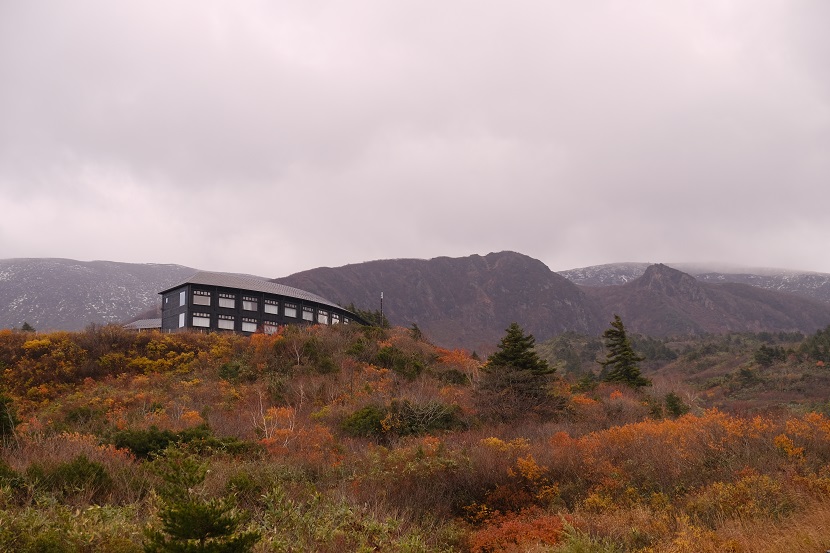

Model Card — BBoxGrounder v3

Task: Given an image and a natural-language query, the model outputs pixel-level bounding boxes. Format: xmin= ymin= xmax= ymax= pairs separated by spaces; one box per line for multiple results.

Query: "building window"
xmin=263 ymin=323 xmax=279 ymax=335
xmin=193 ymin=313 xmax=210 ymax=328
xmin=218 ymin=293 xmax=235 ymax=309
xmin=179 ymin=290 xmax=186 ymax=306
xmin=217 ymin=315 xmax=234 ymax=330
xmin=193 ymin=290 xmax=211 ymax=306
xmin=241 ymin=318 xmax=257 ymax=332
xmin=264 ymin=300 xmax=279 ymax=315
xmin=318 ymin=310 xmax=329 ymax=325
xmin=302 ymin=306 xmax=314 ymax=321
xmin=242 ymin=296 xmax=258 ymax=311
xmin=332 ymin=313 xmax=340 ymax=325
xmin=178 ymin=313 xmax=185 ymax=328
xmin=284 ymin=303 xmax=297 ymax=318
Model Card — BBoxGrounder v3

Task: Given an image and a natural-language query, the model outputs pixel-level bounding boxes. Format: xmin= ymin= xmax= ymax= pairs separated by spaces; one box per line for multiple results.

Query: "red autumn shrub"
xmin=468 ymin=507 xmax=567 ymax=553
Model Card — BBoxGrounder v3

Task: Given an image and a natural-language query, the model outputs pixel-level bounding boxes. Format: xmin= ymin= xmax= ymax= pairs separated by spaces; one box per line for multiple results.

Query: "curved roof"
xmin=159 ymin=271 xmax=344 ymax=310
xmin=123 ymin=318 xmax=162 ymax=330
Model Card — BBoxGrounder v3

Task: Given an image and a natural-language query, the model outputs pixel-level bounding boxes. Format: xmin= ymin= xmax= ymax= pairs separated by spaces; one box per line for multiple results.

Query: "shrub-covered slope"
xmin=1 ymin=324 xmax=830 ymax=552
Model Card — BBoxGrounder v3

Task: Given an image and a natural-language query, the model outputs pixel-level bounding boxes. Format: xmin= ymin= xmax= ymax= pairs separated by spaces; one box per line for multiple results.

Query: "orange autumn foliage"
xmin=468 ymin=508 xmax=567 ymax=553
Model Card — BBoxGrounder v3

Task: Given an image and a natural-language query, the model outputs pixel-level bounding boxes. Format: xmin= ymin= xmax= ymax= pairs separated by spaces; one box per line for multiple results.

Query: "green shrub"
xmin=224 ymin=472 xmax=264 ymax=509
xmin=315 ymin=356 xmax=338 ymax=374
xmin=218 ymin=360 xmax=242 ymax=381
xmin=435 ymin=369 xmax=470 ymax=385
xmin=219 ymin=359 xmax=258 ymax=382
xmin=0 ymin=393 xmax=19 ymax=440
xmin=341 ymin=401 xmax=464 ymax=439
xmin=391 ymin=400 xmax=464 ymax=436
xmin=664 ymin=392 xmax=690 ymax=418
xmin=300 ymin=336 xmax=338 ymax=374
xmin=0 ymin=459 xmax=24 ymax=490
xmin=110 ymin=426 xmax=249 ymax=459
xmin=111 ymin=426 xmax=179 ymax=459
xmin=375 ymin=346 xmax=425 ymax=379
xmin=345 ymin=337 xmax=368 ymax=357
xmin=754 ymin=344 xmax=786 ymax=367
xmin=0 ymin=503 xmax=143 ymax=552
xmin=64 ymin=405 xmax=105 ymax=425
xmin=341 ymin=405 xmax=386 ymax=438
xmin=27 ymin=454 xmax=112 ymax=502
xmin=12 ymin=528 xmax=74 ymax=553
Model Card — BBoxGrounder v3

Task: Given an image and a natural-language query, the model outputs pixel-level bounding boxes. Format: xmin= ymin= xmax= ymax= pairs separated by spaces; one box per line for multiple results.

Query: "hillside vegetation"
xmin=1 ymin=323 xmax=830 ymax=551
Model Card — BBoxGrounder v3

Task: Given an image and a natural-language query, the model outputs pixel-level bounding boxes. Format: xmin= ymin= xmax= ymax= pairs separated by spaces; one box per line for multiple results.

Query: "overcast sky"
xmin=1 ymin=1 xmax=828 ymax=277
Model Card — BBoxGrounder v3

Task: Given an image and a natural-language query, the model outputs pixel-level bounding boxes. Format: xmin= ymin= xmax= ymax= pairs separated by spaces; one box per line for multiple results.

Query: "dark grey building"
xmin=158 ymin=271 xmax=366 ymax=333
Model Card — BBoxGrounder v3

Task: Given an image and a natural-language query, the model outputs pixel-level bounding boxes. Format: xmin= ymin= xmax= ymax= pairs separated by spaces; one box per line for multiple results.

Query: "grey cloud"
xmin=0 ymin=1 xmax=828 ymax=276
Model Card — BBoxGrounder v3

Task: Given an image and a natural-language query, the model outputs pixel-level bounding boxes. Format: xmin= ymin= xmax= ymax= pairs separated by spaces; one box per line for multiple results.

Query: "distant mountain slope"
xmin=691 ymin=271 xmax=830 ymax=305
xmin=560 ymin=262 xmax=830 ymax=305
xmin=557 ymin=262 xmax=652 ymax=286
xmin=278 ymin=256 xmax=830 ymax=346
xmin=582 ymin=264 xmax=830 ymax=336
xmin=0 ymin=259 xmax=196 ymax=331
xmin=274 ymin=251 xmax=603 ymax=351
xmin=6 ymin=254 xmax=830 ymax=348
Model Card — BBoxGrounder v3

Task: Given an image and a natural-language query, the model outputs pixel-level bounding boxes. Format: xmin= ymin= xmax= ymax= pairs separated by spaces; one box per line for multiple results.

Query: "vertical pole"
xmin=380 ymin=292 xmax=384 ymax=327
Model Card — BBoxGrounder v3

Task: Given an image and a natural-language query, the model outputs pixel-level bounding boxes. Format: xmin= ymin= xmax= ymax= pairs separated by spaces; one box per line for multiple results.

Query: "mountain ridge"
xmin=274 ymin=252 xmax=601 ymax=352
xmin=276 ymin=253 xmax=830 ymax=348
xmin=4 ymin=254 xmax=830 ymax=350
xmin=559 ymin=262 xmax=830 ymax=304
xmin=580 ymin=263 xmax=830 ymax=337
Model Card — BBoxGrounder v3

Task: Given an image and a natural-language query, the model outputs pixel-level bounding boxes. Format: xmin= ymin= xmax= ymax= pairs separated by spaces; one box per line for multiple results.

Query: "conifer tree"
xmin=477 ymin=323 xmax=559 ymax=420
xmin=600 ymin=315 xmax=651 ymax=388
xmin=486 ymin=323 xmax=552 ymax=375
xmin=144 ymin=448 xmax=259 ymax=553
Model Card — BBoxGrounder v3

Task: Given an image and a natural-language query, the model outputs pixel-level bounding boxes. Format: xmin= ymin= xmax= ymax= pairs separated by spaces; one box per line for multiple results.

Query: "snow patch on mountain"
xmin=0 ymin=259 xmax=198 ymax=331
xmin=559 ymin=263 xmax=830 ymax=305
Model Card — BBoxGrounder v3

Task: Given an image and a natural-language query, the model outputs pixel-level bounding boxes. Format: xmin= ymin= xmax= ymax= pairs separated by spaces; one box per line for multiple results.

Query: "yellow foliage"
xmin=582 ymin=492 xmax=615 ymax=513
xmin=180 ymin=410 xmax=204 ymax=427
xmin=22 ymin=338 xmax=53 ymax=355
xmin=480 ymin=437 xmax=530 ymax=454
xmin=481 ymin=437 xmax=508 ymax=450
xmin=512 ymin=454 xmax=545 ymax=482
xmin=774 ymin=434 xmax=804 ymax=460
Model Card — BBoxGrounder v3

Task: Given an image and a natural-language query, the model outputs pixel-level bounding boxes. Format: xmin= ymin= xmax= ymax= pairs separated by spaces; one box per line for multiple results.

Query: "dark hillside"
xmin=275 ymin=251 xmax=603 ymax=351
